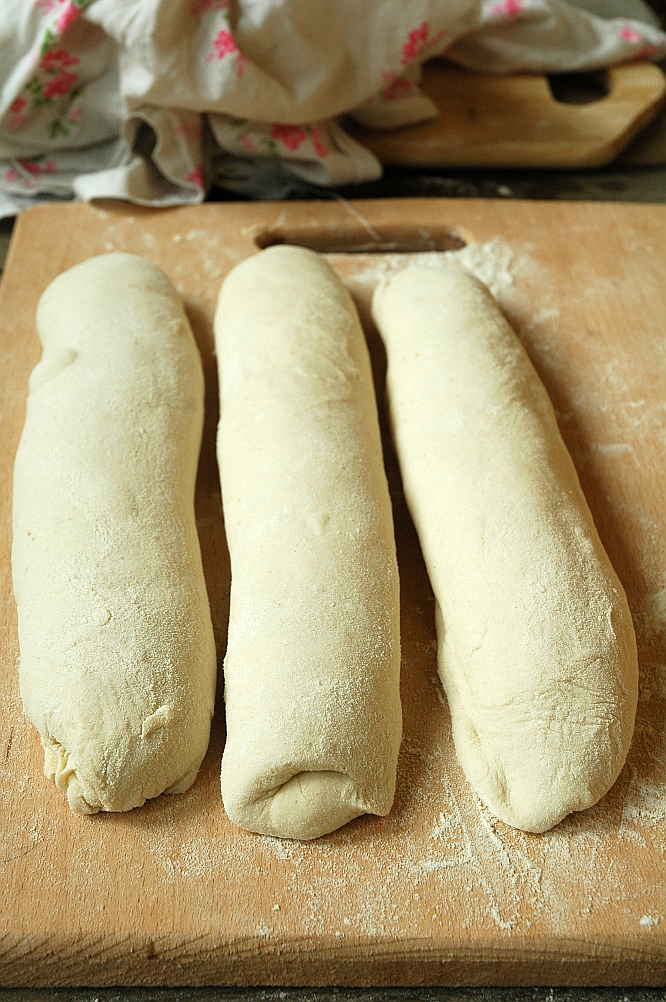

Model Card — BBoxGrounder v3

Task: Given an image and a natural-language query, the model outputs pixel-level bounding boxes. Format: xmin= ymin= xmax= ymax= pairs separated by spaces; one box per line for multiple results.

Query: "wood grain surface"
xmin=0 ymin=199 xmax=664 ymax=987
xmin=346 ymin=61 xmax=666 ymax=167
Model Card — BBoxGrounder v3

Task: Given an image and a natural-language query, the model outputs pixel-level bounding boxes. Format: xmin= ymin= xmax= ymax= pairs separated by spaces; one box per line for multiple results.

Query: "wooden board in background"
xmin=0 ymin=199 xmax=664 ymax=987
xmin=347 ymin=61 xmax=666 ymax=167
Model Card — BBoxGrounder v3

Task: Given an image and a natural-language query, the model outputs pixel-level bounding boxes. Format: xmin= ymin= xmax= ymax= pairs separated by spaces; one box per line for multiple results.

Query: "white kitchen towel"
xmin=1 ymin=0 xmax=665 ymax=213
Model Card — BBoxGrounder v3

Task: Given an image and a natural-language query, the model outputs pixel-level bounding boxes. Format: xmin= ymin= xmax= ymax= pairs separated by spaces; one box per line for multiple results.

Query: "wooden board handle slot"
xmin=255 ymin=225 xmax=466 ymax=254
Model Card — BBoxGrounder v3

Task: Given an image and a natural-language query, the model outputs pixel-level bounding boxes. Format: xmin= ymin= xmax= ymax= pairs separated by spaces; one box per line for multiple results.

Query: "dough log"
xmin=215 ymin=245 xmax=402 ymax=840
xmin=372 ymin=259 xmax=638 ymax=833
xmin=12 ymin=252 xmax=217 ymax=813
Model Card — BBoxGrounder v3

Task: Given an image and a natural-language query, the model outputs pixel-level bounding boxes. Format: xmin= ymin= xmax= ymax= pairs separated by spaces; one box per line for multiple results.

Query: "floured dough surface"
xmin=12 ymin=252 xmax=217 ymax=813
xmin=372 ymin=259 xmax=638 ymax=833
xmin=215 ymin=245 xmax=402 ymax=840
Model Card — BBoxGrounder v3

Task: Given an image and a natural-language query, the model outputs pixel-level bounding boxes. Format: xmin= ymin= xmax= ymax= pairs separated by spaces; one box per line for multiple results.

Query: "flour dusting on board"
xmin=139 ymin=709 xmax=662 ymax=941
xmin=331 ymin=238 xmax=515 ymax=302
xmin=428 ymin=237 xmax=515 ymax=298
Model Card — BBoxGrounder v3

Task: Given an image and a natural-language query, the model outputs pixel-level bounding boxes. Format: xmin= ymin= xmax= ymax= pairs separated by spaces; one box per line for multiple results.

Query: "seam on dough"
xmin=254 ymin=768 xmax=362 ymax=805
xmin=42 ymin=734 xmax=99 ymax=814
xmin=28 ymin=348 xmax=79 ymax=394
xmin=437 ymin=611 xmax=511 ymax=816
xmin=242 ymin=768 xmax=370 ymax=840
xmin=141 ymin=704 xmax=174 ymax=739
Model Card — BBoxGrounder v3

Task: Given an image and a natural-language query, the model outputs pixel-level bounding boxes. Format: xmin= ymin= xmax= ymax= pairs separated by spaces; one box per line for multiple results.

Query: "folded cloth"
xmin=1 ymin=0 xmax=665 ymax=212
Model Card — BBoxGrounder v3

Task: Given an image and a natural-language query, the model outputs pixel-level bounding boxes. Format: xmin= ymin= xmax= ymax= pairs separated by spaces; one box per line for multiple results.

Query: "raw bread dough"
xmin=372 ymin=259 xmax=638 ymax=833
xmin=12 ymin=252 xmax=217 ymax=814
xmin=215 ymin=245 xmax=402 ymax=840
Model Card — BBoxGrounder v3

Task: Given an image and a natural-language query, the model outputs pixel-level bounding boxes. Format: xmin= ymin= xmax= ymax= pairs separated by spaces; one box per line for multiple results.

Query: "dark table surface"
xmin=0 ymin=985 xmax=665 ymax=1001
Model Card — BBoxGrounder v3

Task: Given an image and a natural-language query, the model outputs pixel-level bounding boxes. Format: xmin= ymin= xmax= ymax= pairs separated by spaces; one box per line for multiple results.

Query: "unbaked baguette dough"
xmin=372 ymin=259 xmax=638 ymax=833
xmin=215 ymin=245 xmax=402 ymax=840
xmin=12 ymin=252 xmax=217 ymax=814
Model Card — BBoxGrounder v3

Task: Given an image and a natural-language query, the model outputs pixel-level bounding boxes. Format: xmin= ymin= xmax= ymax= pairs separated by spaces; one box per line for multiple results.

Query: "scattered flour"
xmin=331 ymin=238 xmax=515 ymax=303
xmin=621 ymin=774 xmax=666 ymax=830
xmin=447 ymin=237 xmax=515 ymax=298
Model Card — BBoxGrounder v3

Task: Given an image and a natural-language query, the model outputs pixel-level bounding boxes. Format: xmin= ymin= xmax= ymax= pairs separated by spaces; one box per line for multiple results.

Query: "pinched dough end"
xmin=436 ymin=603 xmax=638 ymax=834
xmin=39 ymin=702 xmax=211 ymax=814
xmin=442 ymin=684 xmax=606 ymax=834
xmin=223 ymin=769 xmax=371 ymax=841
xmin=43 ymin=737 xmax=105 ymax=814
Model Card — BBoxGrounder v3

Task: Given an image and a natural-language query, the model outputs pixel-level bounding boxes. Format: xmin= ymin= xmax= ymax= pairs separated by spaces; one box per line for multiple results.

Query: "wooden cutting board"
xmin=0 ymin=199 xmax=664 ymax=987
xmin=347 ymin=61 xmax=666 ymax=167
